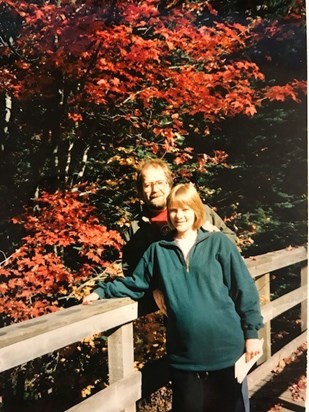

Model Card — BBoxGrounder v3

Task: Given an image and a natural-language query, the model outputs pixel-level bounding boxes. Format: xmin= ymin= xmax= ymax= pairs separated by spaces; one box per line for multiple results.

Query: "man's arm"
xmin=121 ymin=218 xmax=156 ymax=276
xmin=122 ymin=221 xmax=161 ymax=314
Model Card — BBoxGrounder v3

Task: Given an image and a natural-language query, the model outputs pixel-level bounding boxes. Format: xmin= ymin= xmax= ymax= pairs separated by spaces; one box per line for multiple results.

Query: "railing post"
xmin=255 ymin=273 xmax=271 ymax=363
xmin=300 ymin=264 xmax=307 ymax=332
xmin=108 ymin=323 xmax=137 ymax=412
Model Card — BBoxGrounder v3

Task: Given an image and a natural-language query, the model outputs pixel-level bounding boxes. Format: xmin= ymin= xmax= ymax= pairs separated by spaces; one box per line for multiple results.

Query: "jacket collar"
xmin=159 ymin=227 xmax=212 ymax=247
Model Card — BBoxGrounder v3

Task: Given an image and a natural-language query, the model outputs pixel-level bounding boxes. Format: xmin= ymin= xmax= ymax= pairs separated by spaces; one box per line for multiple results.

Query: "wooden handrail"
xmin=0 ymin=297 xmax=137 ymax=372
xmin=262 ymin=285 xmax=307 ymax=323
xmin=245 ymin=246 xmax=307 ymax=278
xmin=0 ymin=245 xmax=307 ymax=411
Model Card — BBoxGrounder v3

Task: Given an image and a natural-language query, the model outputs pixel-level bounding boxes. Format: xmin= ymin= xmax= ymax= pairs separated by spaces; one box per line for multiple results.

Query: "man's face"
xmin=141 ymin=166 xmax=171 ymax=210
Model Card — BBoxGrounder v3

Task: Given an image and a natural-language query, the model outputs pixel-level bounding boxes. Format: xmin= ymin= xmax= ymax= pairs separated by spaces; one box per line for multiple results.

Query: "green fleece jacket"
xmin=122 ymin=204 xmax=237 ymax=277
xmin=94 ymin=229 xmax=263 ymax=372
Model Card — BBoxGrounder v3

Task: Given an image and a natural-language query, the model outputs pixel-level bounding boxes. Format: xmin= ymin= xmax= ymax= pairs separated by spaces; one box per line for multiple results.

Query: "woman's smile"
xmin=169 ymin=206 xmax=196 ymax=237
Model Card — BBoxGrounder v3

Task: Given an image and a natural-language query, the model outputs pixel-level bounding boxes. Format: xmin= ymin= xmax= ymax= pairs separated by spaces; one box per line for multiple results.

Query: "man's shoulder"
xmin=130 ymin=217 xmax=143 ymax=233
xmin=131 ymin=212 xmax=151 ymax=228
xmin=206 ymin=231 xmax=238 ymax=252
xmin=203 ymin=203 xmax=215 ymax=215
xmin=123 ymin=213 xmax=151 ymax=238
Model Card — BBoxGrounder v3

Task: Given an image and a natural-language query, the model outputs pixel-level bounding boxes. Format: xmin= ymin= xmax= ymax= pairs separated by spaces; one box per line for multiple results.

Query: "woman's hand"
xmin=83 ymin=292 xmax=100 ymax=305
xmin=245 ymin=338 xmax=263 ymax=362
xmin=153 ymin=289 xmax=167 ymax=316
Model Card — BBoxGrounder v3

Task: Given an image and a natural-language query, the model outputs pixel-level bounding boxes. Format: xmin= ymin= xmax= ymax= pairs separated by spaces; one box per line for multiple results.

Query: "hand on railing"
xmin=83 ymin=292 xmax=100 ymax=305
xmin=245 ymin=338 xmax=263 ymax=362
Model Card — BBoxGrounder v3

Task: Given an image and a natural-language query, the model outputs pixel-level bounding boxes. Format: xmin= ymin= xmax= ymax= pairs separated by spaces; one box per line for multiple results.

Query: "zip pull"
xmin=186 ymin=256 xmax=189 ymax=272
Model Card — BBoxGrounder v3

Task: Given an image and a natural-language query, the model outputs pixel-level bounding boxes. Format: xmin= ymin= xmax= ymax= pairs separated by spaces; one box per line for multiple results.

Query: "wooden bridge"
xmin=0 ymin=245 xmax=307 ymax=411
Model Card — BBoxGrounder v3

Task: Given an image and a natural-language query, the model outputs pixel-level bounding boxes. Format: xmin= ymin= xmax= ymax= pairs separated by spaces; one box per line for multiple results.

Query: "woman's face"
xmin=169 ymin=204 xmax=196 ymax=235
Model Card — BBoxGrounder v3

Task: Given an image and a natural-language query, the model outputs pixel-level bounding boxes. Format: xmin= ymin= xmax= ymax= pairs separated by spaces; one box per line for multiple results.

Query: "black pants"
xmin=171 ymin=367 xmax=246 ymax=412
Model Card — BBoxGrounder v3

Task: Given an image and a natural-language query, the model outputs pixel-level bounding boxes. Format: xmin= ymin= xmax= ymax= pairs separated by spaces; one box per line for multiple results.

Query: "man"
xmin=122 ymin=158 xmax=237 ymax=313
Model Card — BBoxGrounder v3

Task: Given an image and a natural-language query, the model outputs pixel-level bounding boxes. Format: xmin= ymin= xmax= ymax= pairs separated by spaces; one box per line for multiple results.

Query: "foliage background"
xmin=0 ymin=0 xmax=306 ymax=410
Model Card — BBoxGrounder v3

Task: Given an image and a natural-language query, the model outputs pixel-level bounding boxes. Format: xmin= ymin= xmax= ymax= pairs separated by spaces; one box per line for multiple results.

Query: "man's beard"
xmin=147 ymin=196 xmax=166 ymax=210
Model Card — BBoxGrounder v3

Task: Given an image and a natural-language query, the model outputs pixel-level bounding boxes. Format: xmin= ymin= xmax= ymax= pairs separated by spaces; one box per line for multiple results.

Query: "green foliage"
xmin=213 ymin=101 xmax=306 ymax=255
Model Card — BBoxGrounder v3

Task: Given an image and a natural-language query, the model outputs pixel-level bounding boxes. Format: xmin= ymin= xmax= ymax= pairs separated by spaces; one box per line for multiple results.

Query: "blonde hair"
xmin=167 ymin=183 xmax=206 ymax=230
xmin=136 ymin=158 xmax=173 ymax=197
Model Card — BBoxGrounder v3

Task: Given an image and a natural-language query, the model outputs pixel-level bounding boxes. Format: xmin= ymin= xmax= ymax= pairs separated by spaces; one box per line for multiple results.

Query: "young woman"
xmin=83 ymin=183 xmax=263 ymax=412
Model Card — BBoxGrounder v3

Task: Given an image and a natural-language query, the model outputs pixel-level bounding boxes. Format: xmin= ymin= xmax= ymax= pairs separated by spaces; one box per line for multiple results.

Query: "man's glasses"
xmin=143 ymin=180 xmax=168 ymax=191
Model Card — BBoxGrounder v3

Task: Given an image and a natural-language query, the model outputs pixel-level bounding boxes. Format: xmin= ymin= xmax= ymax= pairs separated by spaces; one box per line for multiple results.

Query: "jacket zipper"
xmin=185 ymin=256 xmax=190 ymax=272
xmin=179 ymin=241 xmax=201 ymax=272
xmin=183 ymin=248 xmax=193 ymax=272
xmin=175 ymin=246 xmax=190 ymax=272
xmin=163 ymin=234 xmax=208 ymax=272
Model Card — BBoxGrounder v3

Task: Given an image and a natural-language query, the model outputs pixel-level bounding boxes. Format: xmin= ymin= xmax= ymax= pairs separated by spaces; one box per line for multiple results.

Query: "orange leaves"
xmin=233 ymin=61 xmax=265 ymax=81
xmin=213 ymin=150 xmax=229 ymax=165
xmin=266 ymin=85 xmax=297 ymax=102
xmin=194 ymin=151 xmax=230 ymax=173
xmin=265 ymin=81 xmax=307 ymax=103
xmin=78 ymin=224 xmax=123 ymax=258
xmin=174 ymin=155 xmax=190 ymax=165
xmin=68 ymin=113 xmax=83 ymax=122
xmin=245 ymin=105 xmax=257 ymax=116
xmin=126 ymin=38 xmax=162 ymax=64
xmin=120 ymin=1 xmax=159 ymax=24
xmin=1 ymin=0 xmax=306 ymax=141
xmin=25 ymin=188 xmax=124 ymax=255
xmin=0 ymin=185 xmax=123 ymax=323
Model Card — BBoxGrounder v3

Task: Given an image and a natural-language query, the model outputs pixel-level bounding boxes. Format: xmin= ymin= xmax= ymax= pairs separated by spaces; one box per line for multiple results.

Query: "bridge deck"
xmin=250 ymin=345 xmax=306 ymax=412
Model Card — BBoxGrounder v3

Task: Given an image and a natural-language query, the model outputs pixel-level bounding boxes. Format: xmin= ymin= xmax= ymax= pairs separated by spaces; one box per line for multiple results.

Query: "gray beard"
xmin=148 ymin=200 xmax=166 ymax=210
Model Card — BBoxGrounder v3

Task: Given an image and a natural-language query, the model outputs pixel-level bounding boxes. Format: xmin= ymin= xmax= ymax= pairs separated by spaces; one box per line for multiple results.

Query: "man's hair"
xmin=167 ymin=183 xmax=206 ymax=230
xmin=136 ymin=158 xmax=173 ymax=197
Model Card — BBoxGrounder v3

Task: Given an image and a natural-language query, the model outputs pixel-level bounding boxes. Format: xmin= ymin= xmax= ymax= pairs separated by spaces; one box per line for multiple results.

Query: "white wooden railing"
xmin=0 ymin=246 xmax=307 ymax=411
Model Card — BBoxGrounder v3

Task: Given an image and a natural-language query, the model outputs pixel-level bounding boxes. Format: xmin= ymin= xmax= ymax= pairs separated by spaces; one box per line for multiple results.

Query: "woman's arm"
xmin=83 ymin=250 xmax=154 ymax=303
xmin=217 ymin=234 xmax=263 ymax=339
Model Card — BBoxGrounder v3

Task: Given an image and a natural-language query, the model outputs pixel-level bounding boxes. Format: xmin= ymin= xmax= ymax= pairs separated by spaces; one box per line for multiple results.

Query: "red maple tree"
xmin=0 ymin=186 xmax=123 ymax=322
xmin=0 ymin=0 xmax=306 ymax=322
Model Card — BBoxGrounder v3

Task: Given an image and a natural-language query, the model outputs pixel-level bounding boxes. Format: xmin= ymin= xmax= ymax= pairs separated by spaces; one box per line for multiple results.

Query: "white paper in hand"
xmin=234 ymin=339 xmax=264 ymax=383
